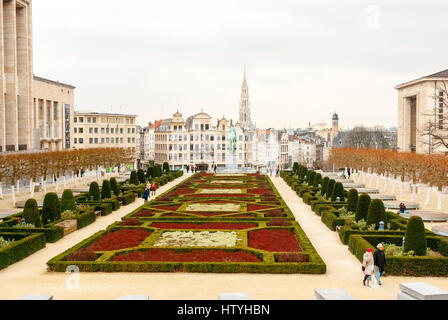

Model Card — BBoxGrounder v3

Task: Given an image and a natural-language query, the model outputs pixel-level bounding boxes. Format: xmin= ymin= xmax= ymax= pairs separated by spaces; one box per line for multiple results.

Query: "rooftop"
xmin=74 ymin=111 xmax=138 ymax=117
xmin=395 ymin=68 xmax=448 ymax=89
xmin=33 ymin=75 xmax=76 ymax=89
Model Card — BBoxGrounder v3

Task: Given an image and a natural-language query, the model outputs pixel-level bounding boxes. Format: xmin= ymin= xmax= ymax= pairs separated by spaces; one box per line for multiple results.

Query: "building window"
xmin=94 ymin=138 xmax=98 ymax=144
xmin=74 ymin=128 xmax=77 ymax=133
xmin=132 ymin=128 xmax=135 ymax=134
xmin=89 ymin=138 xmax=93 ymax=144
xmin=106 ymin=138 xmax=110 ymax=143
xmin=128 ymin=128 xmax=131 ymax=134
xmin=89 ymin=128 xmax=93 ymax=134
xmin=120 ymin=138 xmax=124 ymax=143
xmin=120 ymin=128 xmax=123 ymax=134
xmin=87 ymin=117 xmax=91 ymax=123
xmin=79 ymin=128 xmax=84 ymax=134
xmin=74 ymin=117 xmax=77 ymax=123
xmin=74 ymin=138 xmax=77 ymax=144
xmin=101 ymin=138 xmax=105 ymax=144
xmin=93 ymin=117 xmax=97 ymax=123
xmin=101 ymin=128 xmax=105 ymax=134
xmin=111 ymin=128 xmax=114 ymax=134
xmin=79 ymin=117 xmax=84 ymax=123
xmin=79 ymin=138 xmax=83 ymax=144
xmin=128 ymin=138 xmax=131 ymax=143
xmin=106 ymin=128 xmax=109 ymax=134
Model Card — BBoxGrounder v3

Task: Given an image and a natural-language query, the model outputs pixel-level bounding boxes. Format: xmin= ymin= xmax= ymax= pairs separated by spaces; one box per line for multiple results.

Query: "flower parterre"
xmin=47 ymin=173 xmax=326 ymax=274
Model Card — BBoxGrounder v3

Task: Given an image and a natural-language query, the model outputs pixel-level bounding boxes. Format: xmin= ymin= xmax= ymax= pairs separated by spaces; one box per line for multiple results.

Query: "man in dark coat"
xmin=373 ymin=243 xmax=386 ymax=285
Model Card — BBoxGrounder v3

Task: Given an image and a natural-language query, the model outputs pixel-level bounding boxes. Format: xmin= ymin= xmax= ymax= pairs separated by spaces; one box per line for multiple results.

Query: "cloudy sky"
xmin=32 ymin=0 xmax=448 ymax=129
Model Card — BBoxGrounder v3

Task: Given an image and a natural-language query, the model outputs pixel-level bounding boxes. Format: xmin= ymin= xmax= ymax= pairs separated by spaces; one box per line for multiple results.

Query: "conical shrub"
xmin=293 ymin=162 xmax=299 ymax=174
xmin=347 ymin=189 xmax=359 ymax=213
xmin=366 ymin=199 xmax=387 ymax=230
xmin=42 ymin=193 xmax=60 ymax=225
xmin=321 ymin=177 xmax=329 ymax=196
xmin=130 ymin=170 xmax=139 ymax=185
xmin=137 ymin=169 xmax=146 ymax=184
xmin=313 ymin=173 xmax=322 ymax=188
xmin=23 ymin=198 xmax=42 ymax=227
xmin=355 ymin=194 xmax=371 ymax=222
xmin=110 ymin=178 xmax=119 ymax=196
xmin=61 ymin=190 xmax=77 ymax=213
xmin=404 ymin=216 xmax=427 ymax=256
xmin=146 ymin=167 xmax=153 ymax=179
xmin=163 ymin=162 xmax=170 ymax=173
xmin=101 ymin=180 xmax=112 ymax=199
xmin=331 ymin=182 xmax=345 ymax=201
xmin=89 ymin=182 xmax=100 ymax=201
xmin=326 ymin=179 xmax=336 ymax=199
xmin=307 ymin=171 xmax=316 ymax=186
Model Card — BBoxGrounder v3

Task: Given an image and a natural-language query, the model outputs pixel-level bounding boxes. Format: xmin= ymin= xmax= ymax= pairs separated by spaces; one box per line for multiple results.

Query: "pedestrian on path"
xmin=146 ymin=180 xmax=151 ymax=190
xmin=362 ymin=248 xmax=374 ymax=288
xmin=151 ymin=182 xmax=157 ymax=197
xmin=142 ymin=188 xmax=150 ymax=203
xmin=347 ymin=168 xmax=351 ymax=178
xmin=374 ymin=243 xmax=386 ymax=286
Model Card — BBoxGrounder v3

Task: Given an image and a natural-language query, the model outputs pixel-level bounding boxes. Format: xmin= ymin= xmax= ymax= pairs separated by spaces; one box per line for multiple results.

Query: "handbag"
xmin=362 ymin=266 xmax=365 ymax=272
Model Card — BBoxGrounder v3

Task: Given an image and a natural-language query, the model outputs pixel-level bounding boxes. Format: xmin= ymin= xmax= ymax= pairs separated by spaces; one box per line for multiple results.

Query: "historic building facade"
xmin=1 ymin=0 xmax=77 ymax=152
xmin=396 ymin=69 xmax=448 ymax=154
xmin=72 ymin=112 xmax=137 ymax=151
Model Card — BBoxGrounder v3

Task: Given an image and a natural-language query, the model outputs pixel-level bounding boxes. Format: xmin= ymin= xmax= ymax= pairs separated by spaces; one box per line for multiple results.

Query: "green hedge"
xmin=76 ymin=210 xmax=97 ymax=229
xmin=321 ymin=209 xmax=348 ymax=231
xmin=348 ymin=234 xmax=448 ymax=276
xmin=118 ymin=192 xmax=136 ymax=205
xmin=0 ymin=233 xmax=46 ymax=270
xmin=0 ymin=224 xmax=64 ymax=243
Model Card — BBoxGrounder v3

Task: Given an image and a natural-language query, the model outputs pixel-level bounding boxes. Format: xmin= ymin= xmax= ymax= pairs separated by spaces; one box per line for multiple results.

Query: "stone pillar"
xmin=0 ymin=0 xmax=5 ymax=152
xmin=3 ymin=0 xmax=19 ymax=151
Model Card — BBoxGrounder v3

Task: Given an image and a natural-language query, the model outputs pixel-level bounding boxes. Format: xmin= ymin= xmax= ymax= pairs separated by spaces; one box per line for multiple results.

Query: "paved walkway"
xmin=0 ymin=174 xmax=447 ymax=300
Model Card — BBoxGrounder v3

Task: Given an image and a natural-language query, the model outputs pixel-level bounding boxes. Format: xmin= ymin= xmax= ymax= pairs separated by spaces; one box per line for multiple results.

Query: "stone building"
xmin=72 ymin=112 xmax=137 ymax=152
xmin=1 ymin=0 xmax=76 ymax=152
xmin=396 ymin=69 xmax=448 ymax=154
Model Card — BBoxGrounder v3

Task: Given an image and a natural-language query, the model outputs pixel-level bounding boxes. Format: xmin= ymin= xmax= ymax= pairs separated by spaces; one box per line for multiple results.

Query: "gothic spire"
xmin=239 ymin=67 xmax=251 ymax=130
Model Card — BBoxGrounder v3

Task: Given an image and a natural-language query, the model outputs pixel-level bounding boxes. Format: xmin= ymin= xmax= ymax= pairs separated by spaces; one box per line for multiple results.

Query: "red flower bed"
xmin=247 ymin=189 xmax=274 ymax=195
xmin=248 ymin=229 xmax=301 ymax=252
xmin=134 ymin=209 xmax=155 ymax=217
xmin=247 ymin=204 xmax=272 ymax=211
xmin=88 ymin=229 xmax=151 ymax=251
xmin=156 ymin=205 xmax=180 ymax=211
xmin=265 ymin=209 xmax=285 ymax=217
xmin=172 ymin=188 xmax=195 ymax=195
xmin=184 ymin=194 xmax=252 ymax=198
xmin=151 ymin=222 xmax=257 ymax=230
xmin=113 ymin=249 xmax=260 ymax=262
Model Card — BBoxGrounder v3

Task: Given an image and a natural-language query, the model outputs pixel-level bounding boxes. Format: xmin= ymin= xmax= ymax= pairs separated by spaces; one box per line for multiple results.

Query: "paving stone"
xmin=70 ymin=188 xmax=90 ymax=193
xmin=19 ymin=294 xmax=53 ymax=300
xmin=400 ymin=211 xmax=448 ymax=222
xmin=219 ymin=292 xmax=251 ymax=300
xmin=397 ymin=292 xmax=418 ymax=300
xmin=432 ymin=224 xmax=448 ymax=237
xmin=116 ymin=295 xmax=150 ymax=300
xmin=384 ymin=201 xmax=419 ymax=210
xmin=0 ymin=209 xmax=22 ymax=219
xmin=314 ymin=288 xmax=355 ymax=300
xmin=399 ymin=282 xmax=448 ymax=300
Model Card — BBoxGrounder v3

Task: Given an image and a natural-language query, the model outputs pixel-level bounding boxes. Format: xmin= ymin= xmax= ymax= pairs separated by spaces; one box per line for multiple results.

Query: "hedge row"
xmin=0 ymin=232 xmax=46 ymax=270
xmin=348 ymin=234 xmax=448 ymax=276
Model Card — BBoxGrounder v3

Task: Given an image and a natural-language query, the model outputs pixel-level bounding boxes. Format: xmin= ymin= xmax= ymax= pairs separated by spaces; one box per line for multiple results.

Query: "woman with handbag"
xmin=362 ymin=248 xmax=374 ymax=288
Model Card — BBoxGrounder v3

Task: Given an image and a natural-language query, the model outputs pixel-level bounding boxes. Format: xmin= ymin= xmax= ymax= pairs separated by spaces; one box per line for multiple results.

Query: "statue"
xmin=228 ymin=125 xmax=237 ymax=153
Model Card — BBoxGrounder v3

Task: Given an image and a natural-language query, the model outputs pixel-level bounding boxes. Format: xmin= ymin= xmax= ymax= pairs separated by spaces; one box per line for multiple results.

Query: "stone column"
xmin=3 ymin=0 xmax=19 ymax=151
xmin=0 ymin=0 xmax=5 ymax=152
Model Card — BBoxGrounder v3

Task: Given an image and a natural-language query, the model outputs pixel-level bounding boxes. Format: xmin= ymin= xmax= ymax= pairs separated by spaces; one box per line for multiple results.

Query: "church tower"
xmin=332 ymin=112 xmax=339 ymax=143
xmin=239 ymin=68 xmax=252 ymax=130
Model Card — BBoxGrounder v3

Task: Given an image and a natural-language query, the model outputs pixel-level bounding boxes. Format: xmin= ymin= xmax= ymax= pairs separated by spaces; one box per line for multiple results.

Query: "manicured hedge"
xmin=76 ymin=210 xmax=97 ymax=229
xmin=348 ymin=234 xmax=448 ymax=276
xmin=0 ymin=224 xmax=64 ymax=243
xmin=0 ymin=233 xmax=46 ymax=270
xmin=321 ymin=208 xmax=348 ymax=231
xmin=118 ymin=192 xmax=136 ymax=205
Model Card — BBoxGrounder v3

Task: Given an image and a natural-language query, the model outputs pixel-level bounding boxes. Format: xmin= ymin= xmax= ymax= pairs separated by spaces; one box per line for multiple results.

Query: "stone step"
xmin=335 ymin=179 xmax=354 ymax=183
xmin=384 ymin=201 xmax=419 ymax=210
xmin=219 ymin=292 xmax=251 ymax=300
xmin=343 ymin=183 xmax=365 ymax=188
xmin=355 ymin=188 xmax=380 ymax=194
xmin=399 ymin=282 xmax=448 ymax=300
xmin=432 ymin=224 xmax=448 ymax=237
xmin=314 ymin=288 xmax=355 ymax=300
xmin=400 ymin=211 xmax=448 ymax=222
xmin=370 ymin=194 xmax=396 ymax=201
xmin=397 ymin=292 xmax=418 ymax=300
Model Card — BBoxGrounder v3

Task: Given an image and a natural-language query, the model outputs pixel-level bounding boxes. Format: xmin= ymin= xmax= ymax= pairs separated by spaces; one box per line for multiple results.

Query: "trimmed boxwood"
xmin=42 ymin=193 xmax=61 ymax=225
xmin=89 ymin=182 xmax=101 ymax=201
xmin=321 ymin=208 xmax=347 ymax=231
xmin=355 ymin=194 xmax=371 ymax=222
xmin=307 ymin=171 xmax=316 ymax=186
xmin=0 ymin=233 xmax=46 ymax=270
xmin=366 ymin=199 xmax=387 ymax=230
xmin=118 ymin=192 xmax=136 ymax=205
xmin=331 ymin=182 xmax=345 ymax=202
xmin=130 ymin=170 xmax=139 ymax=185
xmin=23 ymin=199 xmax=42 ymax=228
xmin=404 ymin=216 xmax=427 ymax=256
xmin=101 ymin=180 xmax=112 ymax=199
xmin=346 ymin=189 xmax=358 ymax=213
xmin=110 ymin=178 xmax=120 ymax=196
xmin=76 ymin=209 xmax=97 ymax=229
xmin=312 ymin=173 xmax=322 ymax=188
xmin=61 ymin=190 xmax=77 ymax=213
xmin=321 ymin=177 xmax=329 ymax=197
xmin=325 ymin=179 xmax=335 ymax=199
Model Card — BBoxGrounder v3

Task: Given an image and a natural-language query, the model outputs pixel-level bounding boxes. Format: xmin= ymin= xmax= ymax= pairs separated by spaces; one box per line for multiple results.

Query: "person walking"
xmin=362 ymin=248 xmax=374 ymax=288
xmin=142 ymin=188 xmax=150 ymax=203
xmin=347 ymin=168 xmax=351 ymax=179
xmin=374 ymin=243 xmax=386 ymax=286
xmin=146 ymin=180 xmax=151 ymax=190
xmin=151 ymin=181 xmax=157 ymax=197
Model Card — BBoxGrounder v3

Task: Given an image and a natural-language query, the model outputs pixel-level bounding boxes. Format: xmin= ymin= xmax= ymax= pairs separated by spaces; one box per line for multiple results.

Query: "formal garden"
xmin=0 ymin=164 xmax=183 ymax=271
xmin=47 ymin=173 xmax=326 ymax=274
xmin=281 ymin=163 xmax=448 ymax=277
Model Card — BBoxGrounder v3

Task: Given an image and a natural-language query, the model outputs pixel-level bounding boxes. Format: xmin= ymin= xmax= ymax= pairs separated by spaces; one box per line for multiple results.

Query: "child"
xmin=142 ymin=188 xmax=150 ymax=203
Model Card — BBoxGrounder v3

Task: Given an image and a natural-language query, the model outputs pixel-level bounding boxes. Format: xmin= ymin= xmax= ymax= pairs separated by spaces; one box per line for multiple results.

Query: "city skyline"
xmin=32 ymin=1 xmax=448 ymax=130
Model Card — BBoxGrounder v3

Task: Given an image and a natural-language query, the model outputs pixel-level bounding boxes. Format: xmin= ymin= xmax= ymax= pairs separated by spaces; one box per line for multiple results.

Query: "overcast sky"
xmin=32 ymin=0 xmax=448 ymax=129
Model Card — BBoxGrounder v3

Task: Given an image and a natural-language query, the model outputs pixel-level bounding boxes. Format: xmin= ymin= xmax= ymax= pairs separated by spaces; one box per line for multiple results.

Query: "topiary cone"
xmin=321 ymin=177 xmax=329 ymax=197
xmin=89 ymin=182 xmax=100 ymax=201
xmin=326 ymin=179 xmax=336 ymax=199
xmin=366 ymin=199 xmax=387 ymax=230
xmin=355 ymin=194 xmax=371 ymax=222
xmin=404 ymin=216 xmax=427 ymax=256
xmin=61 ymin=189 xmax=77 ymax=213
xmin=42 ymin=192 xmax=61 ymax=225
xmin=331 ymin=182 xmax=345 ymax=201
xmin=23 ymin=198 xmax=42 ymax=227
xmin=101 ymin=180 xmax=112 ymax=199
xmin=313 ymin=173 xmax=322 ymax=188
xmin=347 ymin=189 xmax=359 ymax=213
xmin=130 ymin=170 xmax=139 ymax=185
xmin=110 ymin=178 xmax=119 ymax=196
